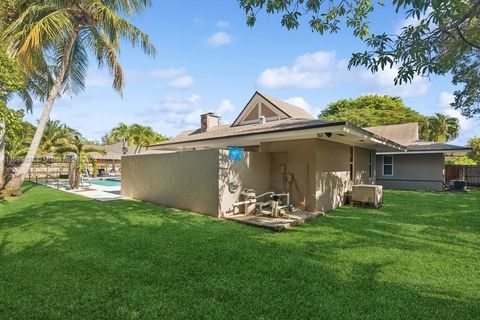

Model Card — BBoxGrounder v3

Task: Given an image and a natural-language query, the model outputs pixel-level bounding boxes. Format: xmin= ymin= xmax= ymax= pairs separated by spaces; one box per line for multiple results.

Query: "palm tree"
xmin=425 ymin=113 xmax=460 ymax=143
xmin=36 ymin=120 xmax=78 ymax=157
xmin=56 ymin=135 xmax=105 ymax=189
xmin=1 ymin=0 xmax=155 ymax=193
xmin=104 ymin=122 xmax=132 ymax=144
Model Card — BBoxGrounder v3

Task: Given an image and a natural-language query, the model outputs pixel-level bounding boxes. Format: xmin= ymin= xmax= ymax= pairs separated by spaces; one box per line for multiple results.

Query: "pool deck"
xmin=36 ymin=180 xmax=124 ymax=201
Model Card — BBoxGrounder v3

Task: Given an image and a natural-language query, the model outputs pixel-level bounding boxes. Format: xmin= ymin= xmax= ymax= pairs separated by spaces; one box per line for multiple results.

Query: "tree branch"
xmin=455 ymin=26 xmax=480 ymax=50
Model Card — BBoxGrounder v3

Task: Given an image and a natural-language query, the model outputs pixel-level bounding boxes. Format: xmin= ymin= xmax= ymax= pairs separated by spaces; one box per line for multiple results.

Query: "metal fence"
xmin=445 ymin=165 xmax=480 ymax=186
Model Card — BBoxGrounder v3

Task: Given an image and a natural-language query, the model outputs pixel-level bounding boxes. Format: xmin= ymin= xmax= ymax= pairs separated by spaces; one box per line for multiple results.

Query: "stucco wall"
xmin=260 ymin=139 xmax=317 ymax=209
xmin=354 ymin=147 xmax=375 ymax=185
xmin=121 ymin=150 xmax=220 ymax=216
xmin=218 ymin=150 xmax=271 ymax=216
xmin=315 ymin=140 xmax=351 ymax=212
xmin=376 ymin=153 xmax=445 ymax=191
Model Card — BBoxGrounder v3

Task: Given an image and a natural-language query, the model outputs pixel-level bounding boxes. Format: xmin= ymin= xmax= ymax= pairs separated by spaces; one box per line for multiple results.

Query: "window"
xmin=383 ymin=155 xmax=393 ymax=176
xmin=369 ymin=151 xmax=373 ymax=179
xmin=349 ymin=146 xmax=354 ymax=181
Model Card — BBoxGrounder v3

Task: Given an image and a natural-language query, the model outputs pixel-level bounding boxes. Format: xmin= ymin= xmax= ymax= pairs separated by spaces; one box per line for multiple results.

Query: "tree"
xmin=0 ymin=103 xmax=25 ymax=189
xmin=0 ymin=46 xmax=25 ymax=190
xmin=103 ymin=123 xmax=167 ymax=154
xmin=102 ymin=122 xmax=131 ymax=145
xmin=319 ymin=95 xmax=427 ymax=129
xmin=1 ymin=0 xmax=155 ymax=194
xmin=36 ymin=120 xmax=78 ymax=157
xmin=469 ymin=137 xmax=480 ymax=163
xmin=239 ymin=0 xmax=480 ymax=117
xmin=424 ymin=113 xmax=460 ymax=143
xmin=56 ymin=135 xmax=105 ymax=189
xmin=445 ymin=156 xmax=477 ymax=165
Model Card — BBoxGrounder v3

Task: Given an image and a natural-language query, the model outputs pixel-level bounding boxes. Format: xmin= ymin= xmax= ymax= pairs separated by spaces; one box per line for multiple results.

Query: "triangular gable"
xmin=232 ymin=92 xmax=290 ymax=126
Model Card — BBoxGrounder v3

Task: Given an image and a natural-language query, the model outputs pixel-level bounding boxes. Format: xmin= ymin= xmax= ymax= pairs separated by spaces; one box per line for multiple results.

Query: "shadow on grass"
xmin=0 ymin=185 xmax=479 ymax=319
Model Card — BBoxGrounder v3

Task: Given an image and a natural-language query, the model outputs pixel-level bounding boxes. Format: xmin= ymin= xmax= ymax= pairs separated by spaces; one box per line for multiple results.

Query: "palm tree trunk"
xmin=4 ymin=32 xmax=78 ymax=193
xmin=0 ymin=118 xmax=5 ymax=189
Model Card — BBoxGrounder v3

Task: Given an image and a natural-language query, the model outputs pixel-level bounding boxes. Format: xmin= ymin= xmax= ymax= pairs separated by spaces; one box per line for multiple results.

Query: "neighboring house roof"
xmin=365 ymin=123 xmax=419 ymax=145
xmin=88 ymin=142 xmax=166 ymax=160
xmin=365 ymin=123 xmax=471 ymax=154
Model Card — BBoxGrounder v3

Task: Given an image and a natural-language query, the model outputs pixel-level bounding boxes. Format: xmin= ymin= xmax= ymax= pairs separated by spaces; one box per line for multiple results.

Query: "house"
xmin=365 ymin=123 xmax=471 ymax=191
xmin=88 ymin=141 xmax=165 ymax=175
xmin=121 ymin=92 xmax=404 ymax=217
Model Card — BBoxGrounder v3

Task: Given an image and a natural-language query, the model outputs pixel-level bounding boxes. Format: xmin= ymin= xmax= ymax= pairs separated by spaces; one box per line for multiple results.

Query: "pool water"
xmin=90 ymin=178 xmax=121 ymax=187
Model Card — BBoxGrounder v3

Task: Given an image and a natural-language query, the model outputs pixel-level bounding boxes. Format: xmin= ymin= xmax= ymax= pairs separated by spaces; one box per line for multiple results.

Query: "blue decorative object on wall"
xmin=228 ymin=146 xmax=243 ymax=160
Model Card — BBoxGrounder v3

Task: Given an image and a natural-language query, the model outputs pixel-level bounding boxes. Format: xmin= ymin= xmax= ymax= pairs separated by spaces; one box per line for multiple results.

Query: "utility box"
xmin=351 ymin=185 xmax=383 ymax=208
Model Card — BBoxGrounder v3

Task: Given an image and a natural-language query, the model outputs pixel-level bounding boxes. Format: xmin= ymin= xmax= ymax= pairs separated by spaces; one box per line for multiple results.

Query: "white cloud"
xmin=258 ymin=50 xmax=430 ymax=97
xmin=216 ymin=20 xmax=230 ymax=28
xmin=166 ymin=75 xmax=194 ymax=89
xmin=285 ymin=97 xmax=312 ymax=113
xmin=150 ymin=68 xmax=187 ymax=79
xmin=258 ymin=51 xmax=346 ymax=89
xmin=360 ymin=67 xmax=430 ymax=98
xmin=86 ymin=73 xmax=110 ymax=87
xmin=136 ymin=94 xmax=205 ymax=129
xmin=150 ymin=68 xmax=194 ymax=89
xmin=216 ymin=99 xmax=235 ymax=114
xmin=207 ymin=31 xmax=232 ymax=47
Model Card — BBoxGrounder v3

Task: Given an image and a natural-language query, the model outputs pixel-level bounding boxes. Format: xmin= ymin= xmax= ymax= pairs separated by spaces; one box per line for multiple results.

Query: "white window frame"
xmin=382 ymin=155 xmax=394 ymax=176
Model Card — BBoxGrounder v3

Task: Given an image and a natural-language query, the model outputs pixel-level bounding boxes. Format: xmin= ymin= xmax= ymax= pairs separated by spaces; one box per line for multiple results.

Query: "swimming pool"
xmin=89 ymin=178 xmax=121 ymax=187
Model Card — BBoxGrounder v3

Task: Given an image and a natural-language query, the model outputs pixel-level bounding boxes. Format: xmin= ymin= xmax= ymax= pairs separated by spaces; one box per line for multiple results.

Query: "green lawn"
xmin=1 ymin=183 xmax=479 ymax=319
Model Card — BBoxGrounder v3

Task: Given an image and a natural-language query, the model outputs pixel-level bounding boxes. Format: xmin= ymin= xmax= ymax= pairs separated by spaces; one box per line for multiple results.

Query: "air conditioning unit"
xmin=351 ymin=185 xmax=383 ymax=208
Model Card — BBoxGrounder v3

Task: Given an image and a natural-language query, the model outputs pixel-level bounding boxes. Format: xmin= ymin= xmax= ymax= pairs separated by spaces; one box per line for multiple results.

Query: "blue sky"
xmin=11 ymin=0 xmax=479 ymax=145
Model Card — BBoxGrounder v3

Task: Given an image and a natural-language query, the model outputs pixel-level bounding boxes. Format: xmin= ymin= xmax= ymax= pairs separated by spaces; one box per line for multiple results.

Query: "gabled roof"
xmin=231 ymin=91 xmax=314 ymax=126
xmin=258 ymin=92 xmax=314 ymax=120
xmin=151 ymin=118 xmax=341 ymax=147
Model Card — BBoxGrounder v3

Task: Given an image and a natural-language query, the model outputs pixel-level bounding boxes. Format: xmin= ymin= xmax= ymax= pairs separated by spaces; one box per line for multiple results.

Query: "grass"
xmin=0 ymin=183 xmax=479 ymax=319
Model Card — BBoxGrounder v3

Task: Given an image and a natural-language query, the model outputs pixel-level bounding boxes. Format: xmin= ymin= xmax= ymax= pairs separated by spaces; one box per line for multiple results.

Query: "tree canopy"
xmin=423 ymin=113 xmax=460 ymax=143
xmin=469 ymin=137 xmax=480 ymax=163
xmin=319 ymin=95 xmax=461 ymax=142
xmin=102 ymin=123 xmax=168 ymax=154
xmin=319 ymin=95 xmax=427 ymax=128
xmin=0 ymin=0 xmax=155 ymax=193
xmin=239 ymin=0 xmax=480 ymax=117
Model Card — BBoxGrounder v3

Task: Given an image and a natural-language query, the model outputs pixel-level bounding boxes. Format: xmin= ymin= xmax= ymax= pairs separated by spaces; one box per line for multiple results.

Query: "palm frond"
xmin=3 ymin=5 xmax=74 ymax=67
xmin=58 ymin=30 xmax=89 ymax=95
xmin=88 ymin=26 xmax=124 ymax=94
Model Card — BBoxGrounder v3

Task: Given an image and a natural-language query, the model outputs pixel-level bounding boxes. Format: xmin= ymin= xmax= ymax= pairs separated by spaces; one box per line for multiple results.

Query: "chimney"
xmin=201 ymin=112 xmax=221 ymax=132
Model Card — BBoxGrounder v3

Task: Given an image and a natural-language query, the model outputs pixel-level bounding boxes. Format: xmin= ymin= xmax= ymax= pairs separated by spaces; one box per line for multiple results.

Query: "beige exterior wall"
xmin=315 ymin=140 xmax=351 ymax=212
xmin=376 ymin=153 xmax=445 ymax=191
xmin=122 ymin=140 xmax=378 ymax=218
xmin=121 ymin=150 xmax=220 ymax=216
xmin=354 ymin=147 xmax=375 ymax=185
xmin=260 ymin=139 xmax=317 ymax=209
xmin=262 ymin=139 xmax=375 ymax=213
xmin=218 ymin=150 xmax=271 ymax=216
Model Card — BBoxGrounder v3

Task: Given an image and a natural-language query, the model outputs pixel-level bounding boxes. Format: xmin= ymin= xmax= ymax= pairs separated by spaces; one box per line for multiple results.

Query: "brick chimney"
xmin=200 ymin=112 xmax=221 ymax=132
